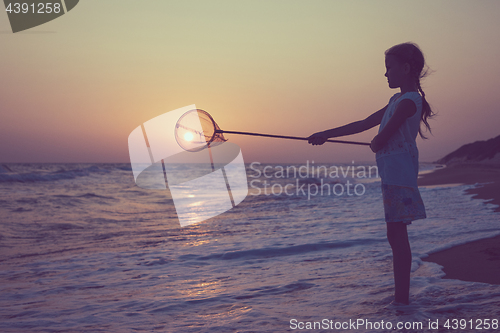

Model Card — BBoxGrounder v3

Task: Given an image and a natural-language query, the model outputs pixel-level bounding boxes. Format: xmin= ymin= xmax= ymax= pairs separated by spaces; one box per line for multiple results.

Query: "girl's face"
xmin=385 ymin=55 xmax=409 ymax=89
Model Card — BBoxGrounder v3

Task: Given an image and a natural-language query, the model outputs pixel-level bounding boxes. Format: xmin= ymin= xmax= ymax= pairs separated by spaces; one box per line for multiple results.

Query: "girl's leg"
xmin=386 ymin=222 xmax=412 ymax=304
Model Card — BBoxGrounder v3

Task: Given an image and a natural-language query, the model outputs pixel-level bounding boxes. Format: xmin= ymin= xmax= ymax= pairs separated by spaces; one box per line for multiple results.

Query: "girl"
xmin=308 ymin=42 xmax=433 ymax=305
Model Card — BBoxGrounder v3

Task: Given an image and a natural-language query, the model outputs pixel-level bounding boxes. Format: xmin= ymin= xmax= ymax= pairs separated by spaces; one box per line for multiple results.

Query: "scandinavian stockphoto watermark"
xmin=3 ymin=0 xmax=79 ymax=33
xmin=248 ymin=161 xmax=378 ymax=200
xmin=128 ymin=105 xmax=248 ymax=228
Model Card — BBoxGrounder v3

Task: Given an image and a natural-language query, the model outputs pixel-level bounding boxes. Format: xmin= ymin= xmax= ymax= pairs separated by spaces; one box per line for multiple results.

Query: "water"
xmin=0 ymin=163 xmax=499 ymax=332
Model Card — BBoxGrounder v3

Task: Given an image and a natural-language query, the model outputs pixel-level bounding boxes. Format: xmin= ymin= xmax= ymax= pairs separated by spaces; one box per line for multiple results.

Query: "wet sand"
xmin=418 ymin=163 xmax=500 ymax=285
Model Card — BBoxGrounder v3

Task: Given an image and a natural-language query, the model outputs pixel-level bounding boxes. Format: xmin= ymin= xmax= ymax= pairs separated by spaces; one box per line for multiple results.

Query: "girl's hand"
xmin=370 ymin=135 xmax=383 ymax=153
xmin=308 ymin=132 xmax=328 ymax=145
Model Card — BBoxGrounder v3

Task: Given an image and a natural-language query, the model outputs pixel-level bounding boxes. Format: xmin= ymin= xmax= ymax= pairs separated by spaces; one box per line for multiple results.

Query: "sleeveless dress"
xmin=376 ymin=92 xmax=426 ymax=224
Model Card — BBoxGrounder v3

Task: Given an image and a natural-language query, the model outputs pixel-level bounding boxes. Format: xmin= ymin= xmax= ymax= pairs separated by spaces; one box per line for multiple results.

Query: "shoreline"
xmin=418 ymin=163 xmax=500 ymax=285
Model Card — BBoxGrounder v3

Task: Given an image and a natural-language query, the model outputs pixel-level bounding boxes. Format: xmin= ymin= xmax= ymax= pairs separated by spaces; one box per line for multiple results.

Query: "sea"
xmin=0 ymin=162 xmax=499 ymax=333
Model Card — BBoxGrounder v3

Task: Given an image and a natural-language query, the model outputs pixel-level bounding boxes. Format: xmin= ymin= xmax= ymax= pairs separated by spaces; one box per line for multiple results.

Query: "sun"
xmin=184 ymin=132 xmax=194 ymax=142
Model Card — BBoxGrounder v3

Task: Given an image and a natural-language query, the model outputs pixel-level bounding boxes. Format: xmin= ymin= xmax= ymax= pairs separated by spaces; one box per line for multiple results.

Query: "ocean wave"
xmin=178 ymin=238 xmax=381 ymax=261
xmin=0 ymin=165 xmax=110 ymax=183
xmin=54 ymin=193 xmax=116 ymax=200
xmin=234 ymin=282 xmax=315 ymax=299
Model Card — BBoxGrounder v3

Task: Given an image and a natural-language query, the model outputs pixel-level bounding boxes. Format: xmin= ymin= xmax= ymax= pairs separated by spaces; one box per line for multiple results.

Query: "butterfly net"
xmin=175 ymin=109 xmax=227 ymax=152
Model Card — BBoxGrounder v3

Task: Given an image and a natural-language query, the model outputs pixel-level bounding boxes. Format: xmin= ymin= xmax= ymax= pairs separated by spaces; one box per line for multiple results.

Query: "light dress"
xmin=376 ymin=92 xmax=426 ymax=224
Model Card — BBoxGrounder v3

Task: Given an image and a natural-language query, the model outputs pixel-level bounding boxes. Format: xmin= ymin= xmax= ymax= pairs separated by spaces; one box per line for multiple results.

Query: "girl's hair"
xmin=385 ymin=42 xmax=434 ymax=139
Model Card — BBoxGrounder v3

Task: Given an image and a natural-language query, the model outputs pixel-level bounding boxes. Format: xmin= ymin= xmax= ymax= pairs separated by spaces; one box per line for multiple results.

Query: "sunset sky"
xmin=1 ymin=0 xmax=499 ymax=164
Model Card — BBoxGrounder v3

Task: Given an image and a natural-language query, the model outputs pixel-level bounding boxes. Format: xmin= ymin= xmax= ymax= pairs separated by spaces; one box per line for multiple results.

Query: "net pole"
xmin=215 ymin=130 xmax=370 ymax=146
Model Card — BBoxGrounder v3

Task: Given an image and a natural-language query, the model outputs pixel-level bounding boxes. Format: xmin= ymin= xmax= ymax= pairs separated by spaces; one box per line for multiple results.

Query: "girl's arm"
xmin=308 ymin=105 xmax=388 ymax=145
xmin=370 ymin=99 xmax=416 ymax=152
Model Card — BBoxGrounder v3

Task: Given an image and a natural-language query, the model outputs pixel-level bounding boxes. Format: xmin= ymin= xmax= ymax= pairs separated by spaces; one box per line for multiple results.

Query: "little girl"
xmin=308 ymin=42 xmax=433 ymax=305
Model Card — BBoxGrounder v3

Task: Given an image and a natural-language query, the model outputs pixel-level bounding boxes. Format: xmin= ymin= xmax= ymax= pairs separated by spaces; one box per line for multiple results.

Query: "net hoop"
xmin=175 ymin=109 xmax=227 ymax=152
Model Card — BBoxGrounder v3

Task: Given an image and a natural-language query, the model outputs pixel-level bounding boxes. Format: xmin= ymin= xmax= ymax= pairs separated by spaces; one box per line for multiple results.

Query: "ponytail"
xmin=416 ymin=80 xmax=434 ymax=139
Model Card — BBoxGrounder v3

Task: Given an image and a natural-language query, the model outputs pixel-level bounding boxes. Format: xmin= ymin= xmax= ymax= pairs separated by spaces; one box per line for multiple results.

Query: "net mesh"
xmin=175 ymin=109 xmax=227 ymax=152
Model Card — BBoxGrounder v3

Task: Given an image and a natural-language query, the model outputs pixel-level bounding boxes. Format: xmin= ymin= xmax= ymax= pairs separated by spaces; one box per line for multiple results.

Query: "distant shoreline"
xmin=418 ymin=163 xmax=500 ymax=285
xmin=418 ymin=163 xmax=500 ymax=212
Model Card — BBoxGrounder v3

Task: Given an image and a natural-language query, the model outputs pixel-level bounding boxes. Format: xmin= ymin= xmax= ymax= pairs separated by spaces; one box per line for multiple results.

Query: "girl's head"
xmin=385 ymin=42 xmax=434 ymax=138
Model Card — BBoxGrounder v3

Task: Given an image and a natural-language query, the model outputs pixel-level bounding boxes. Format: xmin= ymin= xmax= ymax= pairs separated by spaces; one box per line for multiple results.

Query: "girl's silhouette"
xmin=308 ymin=42 xmax=434 ymax=305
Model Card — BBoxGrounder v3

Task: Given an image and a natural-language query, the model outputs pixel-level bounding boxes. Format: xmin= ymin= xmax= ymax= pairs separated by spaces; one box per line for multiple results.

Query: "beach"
xmin=418 ymin=163 xmax=500 ymax=285
xmin=2 ymin=163 xmax=500 ymax=331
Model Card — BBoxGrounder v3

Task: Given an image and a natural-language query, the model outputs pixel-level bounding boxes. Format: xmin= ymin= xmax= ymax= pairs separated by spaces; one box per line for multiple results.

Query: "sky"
xmin=1 ymin=0 xmax=500 ymax=164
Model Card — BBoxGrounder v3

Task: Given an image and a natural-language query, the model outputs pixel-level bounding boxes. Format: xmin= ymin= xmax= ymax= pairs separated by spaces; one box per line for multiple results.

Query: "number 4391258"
xmin=5 ymin=3 xmax=62 ymax=14
xmin=444 ymin=319 xmax=498 ymax=330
